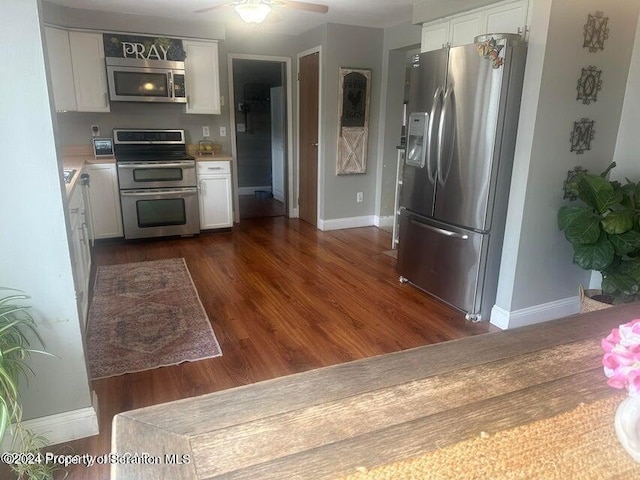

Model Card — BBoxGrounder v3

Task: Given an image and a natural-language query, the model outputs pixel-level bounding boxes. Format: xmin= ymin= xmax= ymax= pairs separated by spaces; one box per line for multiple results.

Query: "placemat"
xmin=341 ymin=395 xmax=640 ymax=479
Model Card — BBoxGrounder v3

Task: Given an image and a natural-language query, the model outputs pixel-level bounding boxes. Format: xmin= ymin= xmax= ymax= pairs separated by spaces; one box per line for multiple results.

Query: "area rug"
xmin=87 ymin=258 xmax=222 ymax=380
xmin=340 ymin=394 xmax=640 ymax=479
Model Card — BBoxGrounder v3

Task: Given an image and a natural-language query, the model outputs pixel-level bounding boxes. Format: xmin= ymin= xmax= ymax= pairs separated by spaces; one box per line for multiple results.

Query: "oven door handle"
xmin=120 ymin=188 xmax=198 ymax=198
xmin=117 ymin=162 xmax=195 ymax=169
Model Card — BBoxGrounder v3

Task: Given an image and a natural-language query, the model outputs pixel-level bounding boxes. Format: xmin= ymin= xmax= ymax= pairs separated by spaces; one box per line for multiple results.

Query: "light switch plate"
xmin=202 ymin=126 xmax=210 ymax=137
xmin=220 ymin=126 xmax=227 ymax=137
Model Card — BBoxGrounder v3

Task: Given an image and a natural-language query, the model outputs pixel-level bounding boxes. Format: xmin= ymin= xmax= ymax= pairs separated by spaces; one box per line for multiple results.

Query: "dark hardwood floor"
xmin=27 ymin=218 xmax=494 ymax=480
xmin=239 ymin=194 xmax=286 ymax=219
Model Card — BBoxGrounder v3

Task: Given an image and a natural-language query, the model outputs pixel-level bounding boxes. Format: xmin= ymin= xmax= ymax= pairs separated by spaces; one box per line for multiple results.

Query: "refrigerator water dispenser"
xmin=406 ymin=112 xmax=429 ymax=168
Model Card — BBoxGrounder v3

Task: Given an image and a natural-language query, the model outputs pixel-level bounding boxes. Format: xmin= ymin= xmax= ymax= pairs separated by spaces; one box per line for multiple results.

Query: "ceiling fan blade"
xmin=276 ymin=0 xmax=329 ymax=14
xmin=194 ymin=2 xmax=231 ymax=14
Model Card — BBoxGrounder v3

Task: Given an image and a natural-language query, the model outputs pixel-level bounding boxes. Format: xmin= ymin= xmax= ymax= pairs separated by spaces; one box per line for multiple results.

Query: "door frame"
xmin=227 ymin=53 xmax=294 ymax=223
xmin=296 ymin=46 xmax=323 ymax=225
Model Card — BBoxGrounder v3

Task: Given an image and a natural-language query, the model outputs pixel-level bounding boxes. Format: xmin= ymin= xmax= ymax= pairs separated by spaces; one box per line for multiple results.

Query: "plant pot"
xmin=579 ymin=284 xmax=613 ymax=313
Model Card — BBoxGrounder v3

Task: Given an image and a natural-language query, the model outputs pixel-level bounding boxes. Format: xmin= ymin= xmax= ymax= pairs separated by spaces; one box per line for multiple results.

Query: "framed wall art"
xmin=337 ymin=67 xmax=371 ymax=175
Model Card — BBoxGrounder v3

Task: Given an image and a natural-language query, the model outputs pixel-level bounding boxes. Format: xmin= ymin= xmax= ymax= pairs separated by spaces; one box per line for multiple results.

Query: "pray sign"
xmin=103 ymin=34 xmax=186 ymax=62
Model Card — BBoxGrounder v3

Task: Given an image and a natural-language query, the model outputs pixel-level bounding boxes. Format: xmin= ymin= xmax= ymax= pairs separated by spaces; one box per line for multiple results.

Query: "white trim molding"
xmin=374 ymin=215 xmax=394 ymax=228
xmin=318 ymin=215 xmax=375 ymax=231
xmin=490 ymin=296 xmax=581 ymax=330
xmin=1 ymin=392 xmax=99 ymax=450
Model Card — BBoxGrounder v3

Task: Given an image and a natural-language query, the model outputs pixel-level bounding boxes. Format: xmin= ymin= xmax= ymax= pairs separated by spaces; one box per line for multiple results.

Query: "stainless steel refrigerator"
xmin=397 ymin=34 xmax=527 ymax=321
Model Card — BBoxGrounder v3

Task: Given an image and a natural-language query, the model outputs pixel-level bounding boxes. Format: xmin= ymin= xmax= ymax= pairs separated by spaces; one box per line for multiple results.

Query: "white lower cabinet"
xmin=68 ymin=182 xmax=91 ymax=329
xmin=197 ymin=161 xmax=233 ymax=229
xmin=86 ymin=163 xmax=123 ymax=239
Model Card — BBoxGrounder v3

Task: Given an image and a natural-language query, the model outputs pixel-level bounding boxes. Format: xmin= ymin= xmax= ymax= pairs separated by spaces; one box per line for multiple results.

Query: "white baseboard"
xmin=1 ymin=391 xmax=99 ymax=450
xmin=374 ymin=215 xmax=394 ymax=228
xmin=318 ymin=215 xmax=375 ymax=231
xmin=238 ymin=186 xmax=272 ymax=195
xmin=490 ymin=296 xmax=581 ymax=330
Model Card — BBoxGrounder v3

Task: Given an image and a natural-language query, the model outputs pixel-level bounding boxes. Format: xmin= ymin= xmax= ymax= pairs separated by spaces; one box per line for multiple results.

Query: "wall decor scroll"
xmin=576 ymin=66 xmax=603 ymax=104
xmin=570 ymin=118 xmax=595 ymax=154
xmin=583 ymin=11 xmax=610 ymax=52
xmin=337 ymin=68 xmax=371 ymax=175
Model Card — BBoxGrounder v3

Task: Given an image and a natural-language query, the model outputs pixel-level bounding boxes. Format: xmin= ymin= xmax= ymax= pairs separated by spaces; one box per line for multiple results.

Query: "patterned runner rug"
xmin=87 ymin=258 xmax=222 ymax=379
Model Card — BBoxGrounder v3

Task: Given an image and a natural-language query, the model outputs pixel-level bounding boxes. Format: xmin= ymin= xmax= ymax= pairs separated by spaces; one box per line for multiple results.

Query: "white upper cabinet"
xmin=421 ymin=21 xmax=450 ymax=52
xmin=44 ymin=27 xmax=77 ymax=112
xmin=421 ymin=0 xmax=529 ymax=52
xmin=69 ymin=31 xmax=110 ymax=112
xmin=484 ymin=1 xmax=528 ymax=35
xmin=450 ymin=12 xmax=484 ymax=47
xmin=184 ymin=41 xmax=221 ymax=115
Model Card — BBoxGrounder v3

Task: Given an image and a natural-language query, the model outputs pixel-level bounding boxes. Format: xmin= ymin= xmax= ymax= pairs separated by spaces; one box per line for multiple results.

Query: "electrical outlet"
xmin=357 ymin=192 xmax=363 ymax=203
xmin=220 ymin=96 xmax=225 ymax=107
xmin=202 ymin=126 xmax=210 ymax=137
xmin=237 ymin=123 xmax=246 ymax=133
xmin=91 ymin=125 xmax=100 ymax=137
xmin=220 ymin=126 xmax=227 ymax=137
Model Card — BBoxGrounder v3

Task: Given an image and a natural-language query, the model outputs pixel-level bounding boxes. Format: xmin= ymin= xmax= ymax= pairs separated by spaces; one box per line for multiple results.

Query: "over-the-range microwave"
xmin=106 ymin=57 xmax=186 ymax=103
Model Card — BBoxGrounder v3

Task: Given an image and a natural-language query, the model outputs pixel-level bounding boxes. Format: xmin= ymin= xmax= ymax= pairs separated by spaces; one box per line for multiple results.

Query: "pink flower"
xmin=602 ymin=319 xmax=640 ymax=397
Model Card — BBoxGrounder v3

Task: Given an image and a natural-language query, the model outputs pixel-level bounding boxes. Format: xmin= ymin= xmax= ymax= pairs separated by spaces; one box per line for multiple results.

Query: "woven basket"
xmin=579 ymin=284 xmax=612 ymax=313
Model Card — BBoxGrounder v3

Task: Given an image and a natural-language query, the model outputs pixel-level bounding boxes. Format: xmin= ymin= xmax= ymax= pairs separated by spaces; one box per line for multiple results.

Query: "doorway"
xmin=228 ymin=55 xmax=293 ymax=222
xmin=297 ymin=49 xmax=320 ymax=226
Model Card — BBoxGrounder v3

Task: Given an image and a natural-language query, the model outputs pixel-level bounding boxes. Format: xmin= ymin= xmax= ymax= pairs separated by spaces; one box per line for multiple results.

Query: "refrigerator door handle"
xmin=437 ymin=87 xmax=455 ymax=185
xmin=409 ymin=218 xmax=469 ymax=240
xmin=426 ymin=87 xmax=442 ymax=183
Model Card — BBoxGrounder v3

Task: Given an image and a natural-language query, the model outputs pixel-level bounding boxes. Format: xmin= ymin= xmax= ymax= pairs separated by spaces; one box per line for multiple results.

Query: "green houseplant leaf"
xmin=601 ymin=208 xmax=635 ymax=235
xmin=578 ymin=175 xmax=624 ymax=213
xmin=559 ymin=163 xmax=640 ymax=304
xmin=572 ymin=235 xmax=615 ymax=270
xmin=609 ymin=230 xmax=640 ymax=256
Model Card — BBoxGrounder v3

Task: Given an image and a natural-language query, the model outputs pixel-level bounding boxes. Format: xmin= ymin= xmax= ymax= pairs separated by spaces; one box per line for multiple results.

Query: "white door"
xmin=270 ymin=86 xmax=285 ymax=203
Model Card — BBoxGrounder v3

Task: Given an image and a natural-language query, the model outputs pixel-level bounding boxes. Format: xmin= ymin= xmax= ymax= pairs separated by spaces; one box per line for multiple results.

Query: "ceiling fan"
xmin=195 ymin=0 xmax=329 ymax=25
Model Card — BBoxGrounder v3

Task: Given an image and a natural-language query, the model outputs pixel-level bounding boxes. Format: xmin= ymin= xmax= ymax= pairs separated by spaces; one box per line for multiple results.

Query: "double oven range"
xmin=114 ymin=129 xmax=200 ymax=240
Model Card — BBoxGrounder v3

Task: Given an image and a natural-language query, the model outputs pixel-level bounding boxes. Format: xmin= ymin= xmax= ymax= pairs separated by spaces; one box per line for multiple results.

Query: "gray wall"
xmin=1 ymin=0 xmax=93 ymax=422
xmin=496 ymin=0 xmax=640 ymax=313
xmin=321 ymin=23 xmax=384 ymax=221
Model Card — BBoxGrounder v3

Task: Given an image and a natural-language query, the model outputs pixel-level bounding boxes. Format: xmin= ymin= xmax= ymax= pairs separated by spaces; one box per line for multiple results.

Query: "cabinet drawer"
xmin=197 ymin=161 xmax=231 ymax=175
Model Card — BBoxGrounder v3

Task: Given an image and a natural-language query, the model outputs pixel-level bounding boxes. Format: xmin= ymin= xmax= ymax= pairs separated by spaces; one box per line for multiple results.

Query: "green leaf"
xmin=601 ymin=208 xmax=635 ymax=234
xmin=558 ymin=205 xmax=592 ymax=230
xmin=578 ymin=175 xmax=624 ymax=213
xmin=572 ymin=235 xmax=615 ymax=270
xmin=609 ymin=230 xmax=640 ymax=255
xmin=635 ymin=182 xmax=640 ymax=209
xmin=602 ymin=271 xmax=639 ymax=296
xmin=562 ymin=208 xmax=601 ymax=244
xmin=620 ymin=258 xmax=640 ymax=283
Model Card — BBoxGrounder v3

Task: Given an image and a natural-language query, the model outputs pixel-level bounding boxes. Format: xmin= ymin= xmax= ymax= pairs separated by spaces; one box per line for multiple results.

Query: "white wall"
xmin=0 ymin=0 xmax=93 ymax=424
xmin=612 ymin=13 xmax=640 ymax=181
xmin=493 ymin=0 xmax=640 ymax=327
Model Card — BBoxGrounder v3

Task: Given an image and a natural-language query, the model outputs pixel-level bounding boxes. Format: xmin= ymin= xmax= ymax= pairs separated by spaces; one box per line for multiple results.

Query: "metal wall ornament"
xmin=576 ymin=66 xmax=603 ymax=104
xmin=570 ymin=118 xmax=595 ymax=154
xmin=583 ymin=11 xmax=610 ymax=52
xmin=563 ymin=166 xmax=588 ymax=200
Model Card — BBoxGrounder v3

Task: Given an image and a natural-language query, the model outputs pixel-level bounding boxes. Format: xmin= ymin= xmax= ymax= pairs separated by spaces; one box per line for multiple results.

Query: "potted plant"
xmin=0 ymin=288 xmax=55 ymax=479
xmin=558 ymin=162 xmax=640 ymax=305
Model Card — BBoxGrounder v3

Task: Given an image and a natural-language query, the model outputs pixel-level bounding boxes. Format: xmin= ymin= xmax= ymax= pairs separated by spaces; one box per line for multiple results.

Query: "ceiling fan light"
xmin=234 ymin=3 xmax=272 ymax=24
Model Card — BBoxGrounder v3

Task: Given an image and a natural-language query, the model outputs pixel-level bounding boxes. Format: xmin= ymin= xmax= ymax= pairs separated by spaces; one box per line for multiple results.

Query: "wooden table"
xmin=112 ymin=303 xmax=640 ymax=479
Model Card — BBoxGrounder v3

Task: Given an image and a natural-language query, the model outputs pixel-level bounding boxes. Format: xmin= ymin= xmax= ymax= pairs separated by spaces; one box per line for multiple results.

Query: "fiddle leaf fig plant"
xmin=558 ymin=162 xmax=640 ymax=304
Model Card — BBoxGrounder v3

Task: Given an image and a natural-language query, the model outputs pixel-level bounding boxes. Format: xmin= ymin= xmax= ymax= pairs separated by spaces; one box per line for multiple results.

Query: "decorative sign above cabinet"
xmin=103 ymin=34 xmax=186 ymax=61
